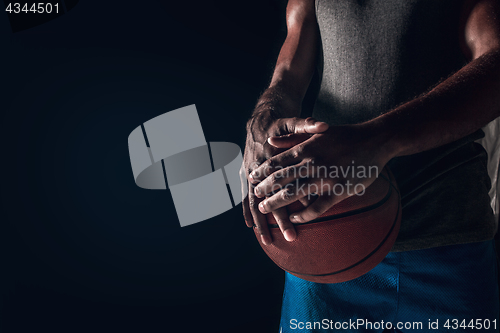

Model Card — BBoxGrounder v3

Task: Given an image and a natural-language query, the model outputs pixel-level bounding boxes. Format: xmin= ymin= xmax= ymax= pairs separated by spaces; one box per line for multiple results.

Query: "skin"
xmin=242 ymin=0 xmax=500 ymax=245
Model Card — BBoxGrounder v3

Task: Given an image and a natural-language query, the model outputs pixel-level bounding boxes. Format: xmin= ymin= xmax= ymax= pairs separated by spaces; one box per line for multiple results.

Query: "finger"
xmin=279 ymin=116 xmax=329 ymax=135
xmin=249 ymin=189 xmax=272 ymax=245
xmin=299 ymin=195 xmax=316 ymax=207
xmin=289 ymin=195 xmax=339 ymax=223
xmin=249 ymin=148 xmax=304 ymax=184
xmin=242 ymin=183 xmax=253 ymax=228
xmin=240 ymin=165 xmax=253 ymax=227
xmin=268 ymin=133 xmax=312 ymax=149
xmin=271 ymin=207 xmax=297 ymax=242
xmin=254 ymin=162 xmax=309 ymax=198
xmin=258 ymin=182 xmax=308 ymax=214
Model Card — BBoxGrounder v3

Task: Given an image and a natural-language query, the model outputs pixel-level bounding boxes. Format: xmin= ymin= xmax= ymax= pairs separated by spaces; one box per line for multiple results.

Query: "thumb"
xmin=268 ymin=133 xmax=311 ymax=148
xmin=280 ymin=117 xmax=329 ymax=135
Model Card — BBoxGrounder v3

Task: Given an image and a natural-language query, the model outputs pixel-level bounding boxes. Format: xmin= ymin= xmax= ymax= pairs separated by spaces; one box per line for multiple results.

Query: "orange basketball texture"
xmin=252 ymin=167 xmax=401 ymax=283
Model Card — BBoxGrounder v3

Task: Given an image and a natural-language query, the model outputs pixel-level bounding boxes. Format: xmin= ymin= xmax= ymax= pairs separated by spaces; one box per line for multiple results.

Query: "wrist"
xmin=253 ymin=85 xmax=302 ymax=119
xmin=357 ymin=118 xmax=403 ymax=165
xmin=246 ymin=109 xmax=277 ymax=135
xmin=246 ymin=108 xmax=284 ymax=147
xmin=246 ymin=88 xmax=302 ymax=143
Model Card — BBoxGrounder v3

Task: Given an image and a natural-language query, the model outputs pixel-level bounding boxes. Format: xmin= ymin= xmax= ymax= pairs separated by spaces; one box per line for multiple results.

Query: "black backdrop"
xmin=0 ymin=1 xmax=292 ymax=332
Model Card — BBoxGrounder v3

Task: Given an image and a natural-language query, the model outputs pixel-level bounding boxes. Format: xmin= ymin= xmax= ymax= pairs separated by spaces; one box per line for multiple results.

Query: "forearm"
xmin=248 ymin=60 xmax=317 ymax=140
xmin=247 ymin=0 xmax=318 ymax=139
xmin=371 ymin=48 xmax=500 ymax=160
xmin=248 ymin=59 xmax=317 ymax=138
xmin=252 ymin=84 xmax=302 ymax=121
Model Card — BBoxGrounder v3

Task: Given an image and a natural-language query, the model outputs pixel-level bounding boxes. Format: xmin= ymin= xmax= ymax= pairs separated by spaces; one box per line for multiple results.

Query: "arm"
xmin=247 ymin=0 xmax=320 ymax=140
xmin=250 ymin=0 xmax=500 ymax=224
xmin=242 ymin=0 xmax=327 ymax=244
xmin=371 ymin=0 xmax=500 ymax=158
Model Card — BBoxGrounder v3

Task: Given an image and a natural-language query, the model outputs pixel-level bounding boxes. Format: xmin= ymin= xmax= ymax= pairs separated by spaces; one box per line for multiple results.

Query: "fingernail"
xmin=290 ymin=215 xmax=299 ymax=223
xmin=258 ymin=201 xmax=267 ymax=213
xmin=248 ymin=173 xmax=254 ymax=181
xmin=317 ymin=121 xmax=329 ymax=129
xmin=254 ymin=187 xmax=261 ymax=196
xmin=284 ymin=229 xmax=296 ymax=242
xmin=261 ymin=235 xmax=271 ymax=245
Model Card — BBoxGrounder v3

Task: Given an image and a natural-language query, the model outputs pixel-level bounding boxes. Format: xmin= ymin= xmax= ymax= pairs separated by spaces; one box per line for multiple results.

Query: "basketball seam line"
xmin=284 ymin=199 xmax=400 ymax=277
xmin=265 ymin=171 xmax=402 ymax=277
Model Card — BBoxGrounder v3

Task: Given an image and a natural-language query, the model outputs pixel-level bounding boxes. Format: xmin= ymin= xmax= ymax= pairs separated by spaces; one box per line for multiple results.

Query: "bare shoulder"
xmin=460 ymin=0 xmax=500 ymax=60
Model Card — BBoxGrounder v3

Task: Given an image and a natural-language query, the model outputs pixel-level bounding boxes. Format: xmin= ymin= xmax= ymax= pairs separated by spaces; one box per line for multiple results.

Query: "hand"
xmin=241 ymin=115 xmax=328 ymax=244
xmin=249 ymin=124 xmax=394 ymax=224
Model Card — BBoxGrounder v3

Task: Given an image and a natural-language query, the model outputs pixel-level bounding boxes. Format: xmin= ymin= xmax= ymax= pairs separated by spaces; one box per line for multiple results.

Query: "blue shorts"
xmin=279 ymin=240 xmax=499 ymax=332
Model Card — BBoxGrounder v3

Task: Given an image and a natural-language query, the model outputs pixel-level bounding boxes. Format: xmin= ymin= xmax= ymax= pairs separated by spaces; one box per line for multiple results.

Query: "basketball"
xmin=253 ymin=167 xmax=401 ymax=283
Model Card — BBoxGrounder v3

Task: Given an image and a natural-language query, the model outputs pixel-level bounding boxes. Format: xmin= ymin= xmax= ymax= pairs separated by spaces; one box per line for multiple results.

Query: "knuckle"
xmin=281 ymin=189 xmax=294 ymax=201
xmin=270 ymin=179 xmax=285 ymax=195
xmin=262 ymin=165 xmax=274 ymax=179
xmin=249 ymin=197 xmax=258 ymax=209
xmin=287 ymin=117 xmax=299 ymax=132
xmin=282 ymin=168 xmax=292 ymax=178
xmin=266 ymin=158 xmax=276 ymax=169
xmin=291 ymin=147 xmax=302 ymax=159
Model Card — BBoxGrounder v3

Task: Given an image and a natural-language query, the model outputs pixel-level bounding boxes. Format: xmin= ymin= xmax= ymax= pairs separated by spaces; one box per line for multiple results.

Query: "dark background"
xmin=0 ymin=1 xmax=293 ymax=332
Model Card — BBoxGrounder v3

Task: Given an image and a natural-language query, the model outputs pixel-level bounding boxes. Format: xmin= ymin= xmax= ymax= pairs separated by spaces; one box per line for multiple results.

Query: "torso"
xmin=313 ymin=0 xmax=465 ymax=125
xmin=312 ymin=0 xmax=496 ymax=251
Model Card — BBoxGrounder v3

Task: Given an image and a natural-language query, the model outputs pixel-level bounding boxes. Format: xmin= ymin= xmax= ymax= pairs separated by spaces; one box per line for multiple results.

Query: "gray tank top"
xmin=313 ymin=0 xmax=496 ymax=251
